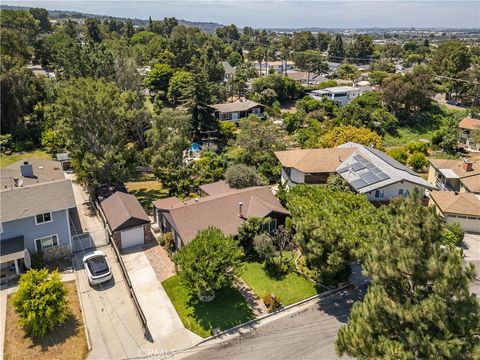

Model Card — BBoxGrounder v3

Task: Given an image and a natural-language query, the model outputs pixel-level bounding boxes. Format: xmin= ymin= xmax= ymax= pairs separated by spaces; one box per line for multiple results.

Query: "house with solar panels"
xmin=275 ymin=142 xmax=436 ymax=202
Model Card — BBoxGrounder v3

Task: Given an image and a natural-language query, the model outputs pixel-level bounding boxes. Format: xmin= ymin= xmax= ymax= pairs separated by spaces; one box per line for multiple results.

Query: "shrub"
xmin=253 ymin=233 xmax=275 ymax=263
xmin=13 ymin=269 xmax=69 ymax=337
xmin=237 ymin=217 xmax=269 ymax=256
xmin=408 ymin=152 xmax=429 ymax=171
xmin=164 ymin=232 xmax=174 ymax=251
xmin=405 ymin=141 xmax=429 ymax=155
xmin=441 ymin=222 xmax=464 ymax=248
xmin=30 ymin=251 xmax=46 ymax=269
xmin=225 ymin=163 xmax=265 ymax=189
xmin=262 ymin=293 xmax=282 ymax=313
xmin=388 ymin=148 xmax=409 ymax=165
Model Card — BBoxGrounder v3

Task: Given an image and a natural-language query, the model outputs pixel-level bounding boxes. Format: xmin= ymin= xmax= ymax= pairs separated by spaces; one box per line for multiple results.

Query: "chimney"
xmin=462 ymin=158 xmax=473 ymax=172
xmin=238 ymin=202 xmax=244 ymax=218
xmin=20 ymin=161 xmax=34 ymax=178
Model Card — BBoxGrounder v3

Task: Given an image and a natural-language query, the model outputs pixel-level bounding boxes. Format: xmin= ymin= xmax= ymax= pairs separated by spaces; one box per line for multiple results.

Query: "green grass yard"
xmin=125 ymin=172 xmax=169 ymax=213
xmin=0 ymin=149 xmax=51 ymax=168
xmin=162 ymin=275 xmax=255 ymax=338
xmin=240 ymin=261 xmax=322 ymax=306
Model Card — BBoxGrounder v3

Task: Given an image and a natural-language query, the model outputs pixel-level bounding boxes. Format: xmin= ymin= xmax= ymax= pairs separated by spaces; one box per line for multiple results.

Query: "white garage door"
xmin=120 ymin=226 xmax=144 ymax=249
xmin=446 ymin=216 xmax=480 ymax=233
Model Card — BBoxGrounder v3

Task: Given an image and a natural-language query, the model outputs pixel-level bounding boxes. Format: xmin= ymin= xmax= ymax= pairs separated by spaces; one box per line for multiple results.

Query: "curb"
xmin=74 ymin=273 xmax=93 ymax=352
xmin=172 ymin=282 xmax=354 ymax=354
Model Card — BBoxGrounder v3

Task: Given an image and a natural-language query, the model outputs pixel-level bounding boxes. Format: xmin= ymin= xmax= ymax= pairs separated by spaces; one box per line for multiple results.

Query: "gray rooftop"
xmin=337 ymin=142 xmax=436 ymax=193
xmin=1 ymin=158 xmax=65 ymax=189
xmin=1 ymin=179 xmax=76 ymax=222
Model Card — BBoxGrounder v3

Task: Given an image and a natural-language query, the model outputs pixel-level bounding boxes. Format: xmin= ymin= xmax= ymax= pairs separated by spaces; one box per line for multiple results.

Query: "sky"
xmin=3 ymin=1 xmax=480 ymax=28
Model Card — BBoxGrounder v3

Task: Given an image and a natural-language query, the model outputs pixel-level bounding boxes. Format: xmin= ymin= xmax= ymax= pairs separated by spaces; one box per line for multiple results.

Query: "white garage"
xmin=445 ymin=215 xmax=480 ymax=233
xmin=120 ymin=226 xmax=145 ymax=249
xmin=429 ymin=191 xmax=480 ymax=234
xmin=100 ymin=191 xmax=151 ymax=250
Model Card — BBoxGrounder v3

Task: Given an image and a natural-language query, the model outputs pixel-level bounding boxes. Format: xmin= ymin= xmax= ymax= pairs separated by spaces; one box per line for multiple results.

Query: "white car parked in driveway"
xmin=82 ymin=251 xmax=113 ymax=286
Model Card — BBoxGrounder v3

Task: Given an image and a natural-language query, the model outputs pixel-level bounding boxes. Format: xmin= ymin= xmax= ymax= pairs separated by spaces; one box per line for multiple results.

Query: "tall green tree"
xmin=50 ymin=78 xmax=134 ymax=190
xmin=287 ymin=186 xmax=377 ymax=285
xmin=173 ymin=227 xmax=244 ymax=300
xmin=336 ymin=193 xmax=480 ymax=359
xmin=328 ymin=34 xmax=344 ymax=61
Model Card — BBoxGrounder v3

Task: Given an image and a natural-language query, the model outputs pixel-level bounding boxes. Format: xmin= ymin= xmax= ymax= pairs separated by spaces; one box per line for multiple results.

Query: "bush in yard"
xmin=387 ymin=148 xmax=408 ymax=165
xmin=262 ymin=293 xmax=282 ymax=313
xmin=225 ymin=164 xmax=265 ymax=189
xmin=13 ymin=268 xmax=69 ymax=337
xmin=408 ymin=152 xmax=429 ymax=171
xmin=164 ymin=232 xmax=174 ymax=251
xmin=173 ymin=227 xmax=244 ymax=301
xmin=440 ymin=222 xmax=464 ymax=249
xmin=254 ymin=233 xmax=275 ymax=263
xmin=405 ymin=141 xmax=429 ymax=155
xmin=237 ymin=217 xmax=269 ymax=256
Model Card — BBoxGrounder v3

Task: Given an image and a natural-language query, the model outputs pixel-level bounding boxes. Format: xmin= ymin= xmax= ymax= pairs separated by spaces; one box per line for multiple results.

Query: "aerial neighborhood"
xmin=1 ymin=3 xmax=479 ymax=360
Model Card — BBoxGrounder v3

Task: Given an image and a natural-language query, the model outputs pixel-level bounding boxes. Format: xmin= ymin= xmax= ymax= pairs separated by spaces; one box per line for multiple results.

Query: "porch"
xmin=0 ymin=236 xmax=30 ymax=284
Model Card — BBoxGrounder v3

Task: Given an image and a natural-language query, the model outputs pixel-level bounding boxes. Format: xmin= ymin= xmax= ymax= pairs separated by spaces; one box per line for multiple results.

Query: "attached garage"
xmin=100 ymin=192 xmax=152 ymax=250
xmin=429 ymin=191 xmax=480 ymax=234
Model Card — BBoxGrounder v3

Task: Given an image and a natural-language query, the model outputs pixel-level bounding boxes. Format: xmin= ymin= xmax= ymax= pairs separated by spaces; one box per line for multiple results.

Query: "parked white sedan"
xmin=82 ymin=251 xmax=113 ymax=286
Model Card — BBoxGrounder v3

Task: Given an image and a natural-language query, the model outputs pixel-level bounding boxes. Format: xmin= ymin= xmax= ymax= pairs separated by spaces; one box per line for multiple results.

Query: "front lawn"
xmin=162 ymin=275 xmax=255 ymax=338
xmin=125 ymin=172 xmax=169 ymax=212
xmin=4 ymin=281 xmax=88 ymax=360
xmin=241 ymin=261 xmax=322 ymax=306
xmin=0 ymin=149 xmax=51 ymax=168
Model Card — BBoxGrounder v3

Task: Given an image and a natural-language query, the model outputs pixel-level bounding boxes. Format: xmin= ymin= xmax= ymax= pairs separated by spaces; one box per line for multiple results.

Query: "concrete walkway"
xmin=235 ymin=278 xmax=268 ymax=317
xmin=122 ymin=248 xmax=202 ymax=351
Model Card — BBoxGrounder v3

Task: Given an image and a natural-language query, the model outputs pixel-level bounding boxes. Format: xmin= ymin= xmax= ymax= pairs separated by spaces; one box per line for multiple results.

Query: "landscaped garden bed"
xmin=4 ymin=280 xmax=88 ymax=360
xmin=240 ymin=261 xmax=323 ymax=306
xmin=162 ymin=275 xmax=255 ymax=338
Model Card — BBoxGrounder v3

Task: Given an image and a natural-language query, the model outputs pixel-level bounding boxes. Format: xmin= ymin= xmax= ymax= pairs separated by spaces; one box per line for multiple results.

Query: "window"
xmin=398 ymin=189 xmax=404 ymax=196
xmin=375 ymin=189 xmax=385 ymax=199
xmin=262 ymin=218 xmax=278 ymax=233
xmin=35 ymin=212 xmax=52 ymax=224
xmin=35 ymin=234 xmax=58 ymax=251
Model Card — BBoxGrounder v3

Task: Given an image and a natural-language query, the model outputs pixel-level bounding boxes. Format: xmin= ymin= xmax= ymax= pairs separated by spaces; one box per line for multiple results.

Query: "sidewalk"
xmin=122 ymin=248 xmax=202 ymax=351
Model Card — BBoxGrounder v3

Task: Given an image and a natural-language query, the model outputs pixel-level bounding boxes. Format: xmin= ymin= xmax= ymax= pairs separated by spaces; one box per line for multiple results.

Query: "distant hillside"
xmin=1 ymin=5 xmax=223 ymax=32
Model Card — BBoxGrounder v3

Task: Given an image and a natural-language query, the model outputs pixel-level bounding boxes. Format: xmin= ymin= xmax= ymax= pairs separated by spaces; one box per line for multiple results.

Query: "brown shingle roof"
xmin=211 ymin=99 xmax=265 ymax=113
xmin=154 ymin=186 xmax=289 ymax=245
xmin=275 ymin=148 xmax=356 ymax=173
xmin=430 ymin=191 xmax=480 ymax=217
xmin=101 ymin=191 xmax=150 ymax=232
xmin=199 ymin=180 xmax=232 ymax=196
xmin=429 ymin=159 xmax=480 ymax=178
xmin=459 ymin=117 xmax=480 ymax=130
xmin=153 ymin=196 xmax=183 ymax=210
xmin=461 ymin=174 xmax=480 ymax=193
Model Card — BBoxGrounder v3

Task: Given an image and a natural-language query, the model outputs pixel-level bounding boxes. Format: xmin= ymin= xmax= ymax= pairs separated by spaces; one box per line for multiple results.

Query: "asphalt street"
xmin=180 ymin=286 xmax=366 ymax=360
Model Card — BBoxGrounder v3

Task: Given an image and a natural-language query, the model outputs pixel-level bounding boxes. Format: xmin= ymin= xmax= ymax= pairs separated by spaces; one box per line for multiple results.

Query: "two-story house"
xmin=310 ymin=86 xmax=362 ymax=107
xmin=211 ymin=99 xmax=265 ymax=122
xmin=458 ymin=116 xmax=480 ymax=152
xmin=275 ymin=142 xmax=435 ymax=202
xmin=427 ymin=158 xmax=480 ymax=194
xmin=0 ymin=159 xmax=76 ymax=280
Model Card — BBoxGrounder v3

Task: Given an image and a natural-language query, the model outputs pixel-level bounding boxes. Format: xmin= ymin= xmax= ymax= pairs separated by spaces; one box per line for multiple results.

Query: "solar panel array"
xmin=338 ymin=154 xmax=390 ymax=190
xmin=364 ymin=146 xmax=418 ymax=176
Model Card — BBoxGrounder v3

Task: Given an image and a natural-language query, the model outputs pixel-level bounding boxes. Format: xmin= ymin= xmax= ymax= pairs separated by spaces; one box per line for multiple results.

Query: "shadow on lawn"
xmin=188 ymin=286 xmax=255 ymax=334
xmin=129 ymin=188 xmax=168 ymax=209
xmin=29 ymin=313 xmax=81 ymax=351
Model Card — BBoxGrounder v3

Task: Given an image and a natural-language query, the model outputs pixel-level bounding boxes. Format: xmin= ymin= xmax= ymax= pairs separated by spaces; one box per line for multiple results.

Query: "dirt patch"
xmin=4 ymin=281 xmax=88 ymax=360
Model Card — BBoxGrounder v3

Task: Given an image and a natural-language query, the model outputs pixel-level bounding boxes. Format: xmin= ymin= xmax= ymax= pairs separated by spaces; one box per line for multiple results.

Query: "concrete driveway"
xmin=122 ymin=248 xmax=202 ymax=351
xmin=462 ymin=233 xmax=480 ymax=296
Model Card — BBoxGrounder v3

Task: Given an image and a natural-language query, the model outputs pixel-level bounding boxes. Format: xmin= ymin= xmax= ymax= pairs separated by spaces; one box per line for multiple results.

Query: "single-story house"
xmin=286 ymin=71 xmax=318 ymax=85
xmin=458 ymin=117 xmax=480 ymax=152
xmin=221 ymin=61 xmax=236 ymax=79
xmin=100 ymin=191 xmax=152 ymax=250
xmin=199 ymin=180 xmax=232 ymax=196
xmin=153 ymin=185 xmax=289 ymax=250
xmin=429 ymin=191 xmax=480 ymax=233
xmin=310 ymin=86 xmax=362 ymax=107
xmin=211 ymin=99 xmax=265 ymax=122
xmin=275 ymin=142 xmax=436 ymax=202
xmin=1 ymin=158 xmax=77 ymax=279
xmin=427 ymin=158 xmax=479 ymax=193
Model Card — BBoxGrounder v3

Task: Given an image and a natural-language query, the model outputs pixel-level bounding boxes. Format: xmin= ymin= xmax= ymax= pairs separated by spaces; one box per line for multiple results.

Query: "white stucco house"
xmin=275 ymin=142 xmax=436 ymax=202
xmin=310 ymin=86 xmax=362 ymax=107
